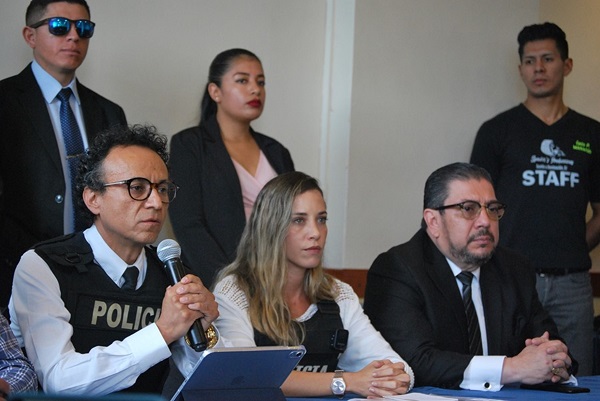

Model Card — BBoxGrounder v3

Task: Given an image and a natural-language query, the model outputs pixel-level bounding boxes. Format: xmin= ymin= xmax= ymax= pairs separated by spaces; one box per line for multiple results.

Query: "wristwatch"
xmin=184 ymin=324 xmax=219 ymax=350
xmin=331 ymin=369 xmax=346 ymax=398
xmin=204 ymin=324 xmax=219 ymax=349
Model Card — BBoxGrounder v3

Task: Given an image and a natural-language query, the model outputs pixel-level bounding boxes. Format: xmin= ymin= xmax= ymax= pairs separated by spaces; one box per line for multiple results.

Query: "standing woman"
xmin=213 ymin=172 xmax=414 ymax=398
xmin=169 ymin=49 xmax=294 ymax=287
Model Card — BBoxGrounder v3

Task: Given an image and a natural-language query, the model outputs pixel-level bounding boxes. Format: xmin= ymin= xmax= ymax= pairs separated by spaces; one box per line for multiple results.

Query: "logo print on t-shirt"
xmin=522 ymin=139 xmax=579 ymax=188
xmin=540 ymin=139 xmax=566 ymax=157
xmin=572 ymin=140 xmax=592 ymax=154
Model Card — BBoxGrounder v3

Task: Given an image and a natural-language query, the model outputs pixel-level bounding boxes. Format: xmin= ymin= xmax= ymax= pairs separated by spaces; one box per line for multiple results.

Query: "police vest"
xmin=254 ymin=300 xmax=347 ymax=373
xmin=34 ymin=233 xmax=170 ymax=394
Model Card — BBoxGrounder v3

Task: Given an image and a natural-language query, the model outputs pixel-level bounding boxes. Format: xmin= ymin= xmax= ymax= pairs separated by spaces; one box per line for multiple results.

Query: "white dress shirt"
xmin=446 ymin=259 xmax=504 ymax=391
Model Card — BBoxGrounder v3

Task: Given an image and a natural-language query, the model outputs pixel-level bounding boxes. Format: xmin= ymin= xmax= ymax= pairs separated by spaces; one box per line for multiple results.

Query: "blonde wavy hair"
xmin=215 ymin=172 xmax=338 ymax=345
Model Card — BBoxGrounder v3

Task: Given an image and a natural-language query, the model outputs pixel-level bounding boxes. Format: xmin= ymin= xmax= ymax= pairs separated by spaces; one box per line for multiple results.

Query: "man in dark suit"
xmin=363 ymin=162 xmax=575 ymax=390
xmin=0 ymin=0 xmax=126 ymax=310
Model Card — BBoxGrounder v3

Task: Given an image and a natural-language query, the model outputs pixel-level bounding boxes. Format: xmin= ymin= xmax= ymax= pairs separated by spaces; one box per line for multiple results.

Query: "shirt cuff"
xmin=563 ymin=375 xmax=578 ymax=386
xmin=124 ymin=323 xmax=171 ymax=373
xmin=171 ymin=325 xmax=233 ymax=377
xmin=460 ymin=355 xmax=505 ymax=391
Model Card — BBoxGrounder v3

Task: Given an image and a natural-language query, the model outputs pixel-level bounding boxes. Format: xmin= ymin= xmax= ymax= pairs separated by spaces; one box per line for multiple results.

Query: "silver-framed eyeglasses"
xmin=102 ymin=177 xmax=179 ymax=203
xmin=435 ymin=200 xmax=506 ymax=221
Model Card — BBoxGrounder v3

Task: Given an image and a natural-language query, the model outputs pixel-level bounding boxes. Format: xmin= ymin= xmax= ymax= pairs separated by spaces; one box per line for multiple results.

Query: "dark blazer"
xmin=0 ymin=64 xmax=127 ymax=307
xmin=363 ymin=229 xmax=563 ymax=389
xmin=169 ymin=115 xmax=294 ymax=288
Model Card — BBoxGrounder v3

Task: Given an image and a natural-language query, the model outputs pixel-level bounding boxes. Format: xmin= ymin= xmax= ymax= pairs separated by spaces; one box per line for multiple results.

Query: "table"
xmin=287 ymin=376 xmax=600 ymax=401
xmin=416 ymin=376 xmax=599 ymax=400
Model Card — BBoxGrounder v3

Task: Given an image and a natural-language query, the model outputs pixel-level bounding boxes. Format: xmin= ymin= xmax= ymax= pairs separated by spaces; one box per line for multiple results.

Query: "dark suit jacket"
xmin=363 ymin=228 xmax=564 ymax=388
xmin=168 ymin=115 xmax=294 ymax=288
xmin=0 ymin=64 xmax=127 ymax=307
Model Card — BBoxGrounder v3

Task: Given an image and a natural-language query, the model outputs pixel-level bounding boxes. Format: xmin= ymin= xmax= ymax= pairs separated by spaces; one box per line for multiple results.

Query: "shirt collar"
xmin=83 ymin=224 xmax=147 ymax=284
xmin=446 ymin=257 xmax=481 ymax=281
xmin=31 ymin=60 xmax=81 ymax=105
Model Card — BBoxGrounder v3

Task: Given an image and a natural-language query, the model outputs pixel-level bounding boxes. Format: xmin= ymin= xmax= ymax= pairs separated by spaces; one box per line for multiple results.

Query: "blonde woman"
xmin=213 ymin=172 xmax=414 ymax=398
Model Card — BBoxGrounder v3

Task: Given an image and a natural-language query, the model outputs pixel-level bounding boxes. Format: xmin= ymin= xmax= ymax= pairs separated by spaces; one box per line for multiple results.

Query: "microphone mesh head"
xmin=157 ymin=239 xmax=181 ymax=262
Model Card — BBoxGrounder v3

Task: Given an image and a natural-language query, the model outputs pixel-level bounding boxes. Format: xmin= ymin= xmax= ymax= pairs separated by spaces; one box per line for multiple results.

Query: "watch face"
xmin=332 ymin=378 xmax=346 ymax=395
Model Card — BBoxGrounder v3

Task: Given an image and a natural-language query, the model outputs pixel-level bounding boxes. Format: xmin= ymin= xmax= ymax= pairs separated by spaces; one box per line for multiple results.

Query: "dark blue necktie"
xmin=56 ymin=88 xmax=85 ymax=231
xmin=121 ymin=266 xmax=139 ymax=291
xmin=457 ymin=271 xmax=483 ymax=355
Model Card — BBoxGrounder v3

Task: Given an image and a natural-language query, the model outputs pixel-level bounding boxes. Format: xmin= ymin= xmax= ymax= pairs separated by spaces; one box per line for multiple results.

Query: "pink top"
xmin=232 ymin=151 xmax=278 ymax=220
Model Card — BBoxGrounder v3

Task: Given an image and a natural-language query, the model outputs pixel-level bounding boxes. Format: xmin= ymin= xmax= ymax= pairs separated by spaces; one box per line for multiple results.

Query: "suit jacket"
xmin=363 ymin=228 xmax=563 ymax=388
xmin=169 ymin=115 xmax=294 ymax=288
xmin=0 ymin=64 xmax=127 ymax=307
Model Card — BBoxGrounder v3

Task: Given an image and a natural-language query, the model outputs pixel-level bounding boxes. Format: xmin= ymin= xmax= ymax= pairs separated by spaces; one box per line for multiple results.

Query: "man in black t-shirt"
xmin=470 ymin=22 xmax=600 ymax=375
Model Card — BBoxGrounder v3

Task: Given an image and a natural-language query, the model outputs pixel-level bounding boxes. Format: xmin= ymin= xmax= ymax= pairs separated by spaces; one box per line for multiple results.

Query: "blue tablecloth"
xmin=287 ymin=376 xmax=600 ymax=400
xmin=416 ymin=376 xmax=599 ymax=400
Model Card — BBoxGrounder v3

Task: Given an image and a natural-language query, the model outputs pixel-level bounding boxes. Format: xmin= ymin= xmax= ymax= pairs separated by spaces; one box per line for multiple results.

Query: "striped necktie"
xmin=457 ymin=271 xmax=483 ymax=355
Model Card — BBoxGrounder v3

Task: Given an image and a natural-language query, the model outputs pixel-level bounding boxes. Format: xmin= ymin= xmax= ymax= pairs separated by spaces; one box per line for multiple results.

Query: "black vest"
xmin=34 ymin=233 xmax=171 ymax=394
xmin=254 ymin=300 xmax=346 ymax=373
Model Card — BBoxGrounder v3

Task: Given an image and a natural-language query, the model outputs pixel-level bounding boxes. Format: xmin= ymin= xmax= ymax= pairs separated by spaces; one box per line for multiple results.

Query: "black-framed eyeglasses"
xmin=29 ymin=17 xmax=95 ymax=38
xmin=435 ymin=200 xmax=506 ymax=221
xmin=102 ymin=177 xmax=179 ymax=204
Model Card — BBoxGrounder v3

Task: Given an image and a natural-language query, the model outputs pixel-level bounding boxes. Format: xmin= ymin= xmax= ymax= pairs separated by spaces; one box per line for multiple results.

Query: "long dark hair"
xmin=199 ymin=48 xmax=261 ymax=125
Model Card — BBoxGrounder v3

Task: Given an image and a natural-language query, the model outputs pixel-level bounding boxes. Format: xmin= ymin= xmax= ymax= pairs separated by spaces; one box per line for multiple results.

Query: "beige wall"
xmin=347 ymin=0 xmax=537 ymax=267
xmin=1 ymin=0 xmax=599 ymax=273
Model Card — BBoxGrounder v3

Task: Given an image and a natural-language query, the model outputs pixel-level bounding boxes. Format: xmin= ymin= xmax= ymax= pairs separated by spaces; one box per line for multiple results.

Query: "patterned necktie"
xmin=456 ymin=271 xmax=483 ymax=355
xmin=121 ymin=266 xmax=139 ymax=291
xmin=56 ymin=88 xmax=85 ymax=231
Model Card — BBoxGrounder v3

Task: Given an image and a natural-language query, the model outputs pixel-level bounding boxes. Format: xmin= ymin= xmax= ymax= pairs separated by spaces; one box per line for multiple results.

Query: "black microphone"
xmin=157 ymin=239 xmax=207 ymax=352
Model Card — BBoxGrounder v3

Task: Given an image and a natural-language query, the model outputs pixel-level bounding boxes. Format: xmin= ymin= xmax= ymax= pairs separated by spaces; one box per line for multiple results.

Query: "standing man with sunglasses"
xmin=470 ymin=22 xmax=600 ymax=376
xmin=363 ymin=162 xmax=576 ymax=390
xmin=9 ymin=124 xmax=222 ymax=396
xmin=0 ymin=0 xmax=127 ymax=311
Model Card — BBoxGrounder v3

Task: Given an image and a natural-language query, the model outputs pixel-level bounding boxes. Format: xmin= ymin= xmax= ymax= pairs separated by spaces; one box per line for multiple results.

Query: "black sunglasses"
xmin=29 ymin=17 xmax=95 ymax=38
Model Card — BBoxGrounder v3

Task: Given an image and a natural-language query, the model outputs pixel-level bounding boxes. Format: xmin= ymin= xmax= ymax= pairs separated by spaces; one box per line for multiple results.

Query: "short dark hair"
xmin=518 ymin=22 xmax=569 ymax=61
xmin=423 ymin=162 xmax=492 ymax=210
xmin=76 ymin=124 xmax=169 ymax=223
xmin=26 ymin=0 xmax=91 ymax=25
xmin=200 ymin=48 xmax=261 ymax=125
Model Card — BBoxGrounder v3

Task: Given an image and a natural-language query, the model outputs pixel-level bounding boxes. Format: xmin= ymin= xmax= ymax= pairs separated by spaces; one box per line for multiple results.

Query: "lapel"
xmin=204 ymin=115 xmax=242 ymax=177
xmin=479 ymin=257 xmax=504 ymax=354
xmin=78 ymin=81 xmax=98 ymax=142
xmin=202 ymin=116 xmax=246 ymax=216
xmin=78 ymin=80 xmax=109 ymax=144
xmin=15 ymin=65 xmax=63 ymax=172
xmin=421 ymin=231 xmax=507 ymax=353
xmin=422 ymin=234 xmax=469 ymax=334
